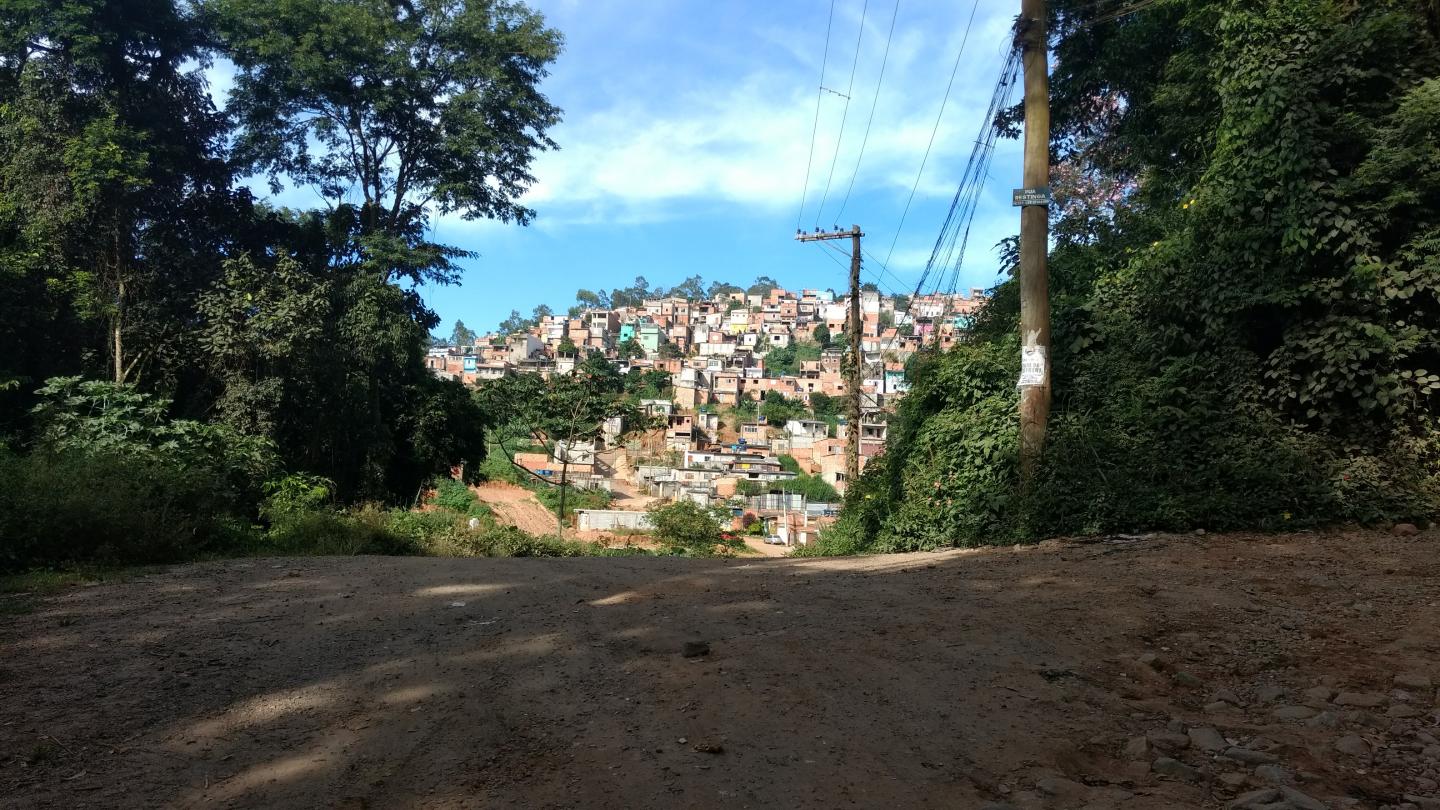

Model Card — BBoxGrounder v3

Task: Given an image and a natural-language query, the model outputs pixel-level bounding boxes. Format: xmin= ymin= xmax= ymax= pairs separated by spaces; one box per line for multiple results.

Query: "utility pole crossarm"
xmin=794 ymin=226 xmax=863 ymax=243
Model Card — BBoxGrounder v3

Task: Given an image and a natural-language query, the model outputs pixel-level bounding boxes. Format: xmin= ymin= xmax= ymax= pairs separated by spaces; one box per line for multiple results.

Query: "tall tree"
xmin=450 ymin=320 xmax=477 ymax=346
xmin=1 ymin=0 xmax=232 ymax=390
xmin=215 ymin=0 xmax=563 ymax=285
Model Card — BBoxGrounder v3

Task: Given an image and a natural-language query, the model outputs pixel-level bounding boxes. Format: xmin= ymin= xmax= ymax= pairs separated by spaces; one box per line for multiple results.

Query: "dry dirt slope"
xmin=2 ymin=529 xmax=1439 ymax=809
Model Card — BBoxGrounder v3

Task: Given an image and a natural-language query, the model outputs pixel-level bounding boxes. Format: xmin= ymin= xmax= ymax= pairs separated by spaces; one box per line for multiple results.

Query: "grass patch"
xmin=0 ymin=565 xmax=168 ymax=615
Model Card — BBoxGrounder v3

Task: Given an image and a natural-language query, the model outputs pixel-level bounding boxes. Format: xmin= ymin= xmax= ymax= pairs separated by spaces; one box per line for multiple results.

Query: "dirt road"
xmin=472 ymin=481 xmax=561 ymax=536
xmin=3 ymin=529 xmax=1439 ymax=809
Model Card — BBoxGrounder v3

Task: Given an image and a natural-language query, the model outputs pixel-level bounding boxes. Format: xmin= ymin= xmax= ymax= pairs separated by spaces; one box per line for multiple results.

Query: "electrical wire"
xmin=880 ymin=0 xmax=983 ymax=269
xmin=814 ymin=0 xmax=870 ymax=228
xmin=795 ymin=0 xmax=839 ymax=231
xmin=832 ymin=0 xmax=900 ymax=225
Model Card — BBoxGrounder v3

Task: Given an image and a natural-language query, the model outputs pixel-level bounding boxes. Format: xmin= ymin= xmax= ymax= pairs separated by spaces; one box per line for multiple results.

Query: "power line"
xmin=872 ymin=37 xmax=1020 ymax=361
xmin=795 ymin=0 xmax=839 ymax=231
xmin=813 ymin=0 xmax=870 ymax=228
xmin=880 ymin=0 xmax=983 ymax=269
xmin=832 ymin=0 xmax=900 ymax=224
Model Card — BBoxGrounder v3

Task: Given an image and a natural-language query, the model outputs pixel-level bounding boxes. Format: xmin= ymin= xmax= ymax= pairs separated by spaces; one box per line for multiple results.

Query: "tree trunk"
xmin=113 ymin=275 xmax=126 ymax=384
xmin=557 ymin=455 xmax=569 ymax=538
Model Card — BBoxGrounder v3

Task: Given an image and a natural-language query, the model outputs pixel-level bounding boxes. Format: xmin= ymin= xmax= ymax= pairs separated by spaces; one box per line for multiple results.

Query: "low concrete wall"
xmin=575 ymin=510 xmax=652 ymax=532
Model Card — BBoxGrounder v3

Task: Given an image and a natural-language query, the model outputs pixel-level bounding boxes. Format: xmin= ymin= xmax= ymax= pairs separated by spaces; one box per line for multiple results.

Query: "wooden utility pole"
xmin=1016 ymin=0 xmax=1052 ymax=482
xmin=796 ymin=225 xmax=864 ymax=486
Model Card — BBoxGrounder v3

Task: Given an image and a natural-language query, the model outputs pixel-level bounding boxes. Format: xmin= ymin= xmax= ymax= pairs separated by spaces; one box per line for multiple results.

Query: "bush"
xmin=533 ymin=484 xmax=611 ymax=519
xmin=0 ymin=449 xmax=252 ymax=572
xmin=646 ymin=500 xmax=741 ymax=556
xmin=431 ymin=477 xmax=489 ymax=517
xmin=476 ymin=452 xmax=521 ymax=484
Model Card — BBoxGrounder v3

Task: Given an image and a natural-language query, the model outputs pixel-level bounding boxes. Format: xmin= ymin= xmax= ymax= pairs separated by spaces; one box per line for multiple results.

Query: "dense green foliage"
xmin=646 ymin=500 xmax=741 ymax=556
xmin=763 ymin=340 xmax=822 ymax=377
xmin=0 ymin=0 xmax=561 ymax=569
xmin=822 ymin=0 xmax=1440 ymax=554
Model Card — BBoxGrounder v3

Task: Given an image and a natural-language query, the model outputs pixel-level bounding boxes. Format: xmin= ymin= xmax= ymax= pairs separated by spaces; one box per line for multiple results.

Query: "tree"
xmin=707 ymin=281 xmax=743 ymax=300
xmin=667 ymin=274 xmax=705 ymax=300
xmin=574 ymin=288 xmax=609 ymax=310
xmin=609 ymin=276 xmax=651 ymax=308
xmin=475 ymin=363 xmax=636 ymax=535
xmin=646 ymin=500 xmax=739 ymax=556
xmin=812 ymin=322 xmax=832 ymax=347
xmin=810 ymin=391 xmax=839 ymax=418
xmin=657 ymin=341 xmax=683 ymax=360
xmin=498 ymin=309 xmax=529 ymax=335
xmin=216 ymin=0 xmax=562 ymax=284
xmin=532 ymin=304 xmax=553 ymax=323
xmin=450 ymin=320 xmax=477 ymax=347
xmin=557 ymin=337 xmax=577 ymax=355
xmin=747 ymin=275 xmax=779 ymax=296
xmin=1 ymin=0 xmax=232 ymax=387
xmin=616 ymin=338 xmax=644 ymax=360
xmin=860 ymin=282 xmax=879 ymax=293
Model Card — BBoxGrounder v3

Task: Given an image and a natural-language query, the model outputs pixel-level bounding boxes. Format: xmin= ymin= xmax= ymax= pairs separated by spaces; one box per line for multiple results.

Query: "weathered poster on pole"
xmin=1017 ymin=345 xmax=1047 ymax=388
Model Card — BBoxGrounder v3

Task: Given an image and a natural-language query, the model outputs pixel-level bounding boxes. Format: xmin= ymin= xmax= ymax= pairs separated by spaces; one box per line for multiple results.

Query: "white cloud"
xmin=523 ymin=4 xmax=1021 ymax=225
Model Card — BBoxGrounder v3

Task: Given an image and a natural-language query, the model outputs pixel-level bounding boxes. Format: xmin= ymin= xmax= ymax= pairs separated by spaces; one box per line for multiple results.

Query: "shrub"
xmin=533 ymin=484 xmax=611 ymax=519
xmin=646 ymin=500 xmax=741 ymax=556
xmin=0 ymin=449 xmax=251 ymax=572
xmin=431 ymin=477 xmax=489 ymax=516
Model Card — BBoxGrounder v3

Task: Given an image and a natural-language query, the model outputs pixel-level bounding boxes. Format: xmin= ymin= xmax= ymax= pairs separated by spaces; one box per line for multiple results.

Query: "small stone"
xmin=1403 ymin=796 xmax=1440 ymax=810
xmin=1389 ymin=705 xmax=1424 ymax=719
xmin=1229 ymin=788 xmax=1281 ymax=808
xmin=1148 ymin=731 xmax=1191 ymax=752
xmin=1392 ymin=522 xmax=1421 ymax=537
xmin=979 ymin=804 xmax=1016 ymax=810
xmin=1207 ymin=701 xmax=1240 ymax=714
xmin=1306 ymin=711 xmax=1341 ymax=728
xmin=1278 ymin=786 xmax=1328 ymax=810
xmin=1334 ymin=692 xmax=1387 ymax=708
xmin=1413 ymin=776 xmax=1438 ymax=792
xmin=1304 ymin=686 xmax=1336 ymax=705
xmin=681 ymin=641 xmax=710 ymax=658
xmin=1253 ymin=764 xmax=1293 ymax=785
xmin=1219 ymin=771 xmax=1248 ymax=789
xmin=1396 ymin=673 xmax=1434 ymax=691
xmin=1152 ymin=757 xmax=1202 ymax=782
xmin=1174 ymin=671 xmax=1204 ymax=688
xmin=1273 ymin=705 xmax=1318 ymax=720
xmin=692 ymin=742 xmax=723 ymax=754
xmin=1424 ymin=743 xmax=1440 ymax=759
xmin=1257 ymin=685 xmax=1288 ymax=704
xmin=1123 ymin=736 xmax=1150 ymax=760
xmin=1224 ymin=747 xmax=1280 ymax=765
xmin=1214 ymin=688 xmax=1245 ymax=706
xmin=1189 ymin=727 xmax=1228 ymax=753
xmin=1035 ymin=776 xmax=1087 ymax=799
xmin=1139 ymin=652 xmax=1166 ymax=670
xmin=1333 ymin=735 xmax=1371 ymax=759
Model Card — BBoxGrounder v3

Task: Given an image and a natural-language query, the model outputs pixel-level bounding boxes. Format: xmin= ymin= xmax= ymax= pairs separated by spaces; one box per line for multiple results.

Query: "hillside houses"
xmin=431 ymin=285 xmax=985 ymax=506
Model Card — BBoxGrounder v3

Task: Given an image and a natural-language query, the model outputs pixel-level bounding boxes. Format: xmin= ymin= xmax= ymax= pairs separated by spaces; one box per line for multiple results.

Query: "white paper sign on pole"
xmin=1017 ymin=345 xmax=1047 ymax=388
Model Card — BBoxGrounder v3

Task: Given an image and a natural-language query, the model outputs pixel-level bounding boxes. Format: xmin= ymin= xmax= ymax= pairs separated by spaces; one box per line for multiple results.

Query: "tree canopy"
xmin=821 ymin=0 xmax=1440 ymax=554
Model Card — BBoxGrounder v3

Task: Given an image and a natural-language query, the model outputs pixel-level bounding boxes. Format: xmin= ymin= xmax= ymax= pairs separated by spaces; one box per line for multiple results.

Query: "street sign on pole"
xmin=1012 ymin=187 xmax=1051 ymax=207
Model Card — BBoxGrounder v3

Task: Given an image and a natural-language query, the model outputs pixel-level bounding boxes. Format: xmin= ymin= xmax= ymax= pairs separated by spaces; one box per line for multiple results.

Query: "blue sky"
xmin=217 ymin=0 xmax=1023 ymax=334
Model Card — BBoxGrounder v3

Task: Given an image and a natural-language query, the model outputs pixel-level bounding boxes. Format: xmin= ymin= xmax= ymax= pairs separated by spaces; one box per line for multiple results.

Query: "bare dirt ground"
xmin=472 ymin=481 xmax=563 ymax=537
xmin=3 ymin=529 xmax=1439 ymax=810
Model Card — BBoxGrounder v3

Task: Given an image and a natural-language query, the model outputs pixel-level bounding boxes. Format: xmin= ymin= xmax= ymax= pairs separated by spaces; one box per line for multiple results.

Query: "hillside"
xmin=4 ymin=529 xmax=1438 ymax=809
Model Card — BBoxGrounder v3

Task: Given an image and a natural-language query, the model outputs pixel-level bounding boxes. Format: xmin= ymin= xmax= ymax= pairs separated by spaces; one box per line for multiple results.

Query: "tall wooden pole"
xmin=1017 ymin=0 xmax=1051 ymax=483
xmin=845 ymin=225 xmax=862 ymax=487
xmin=794 ymin=225 xmax=865 ymax=489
